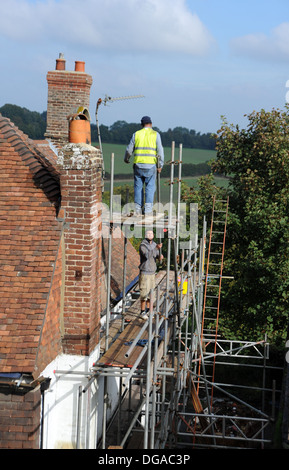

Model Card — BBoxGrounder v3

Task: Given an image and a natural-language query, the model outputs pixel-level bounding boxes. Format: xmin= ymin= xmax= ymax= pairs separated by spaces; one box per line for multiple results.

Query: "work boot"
xmin=140 ymin=310 xmax=148 ymax=320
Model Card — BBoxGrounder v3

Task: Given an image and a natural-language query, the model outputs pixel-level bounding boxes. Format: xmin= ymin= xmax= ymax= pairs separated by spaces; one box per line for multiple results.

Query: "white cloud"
xmin=231 ymin=22 xmax=289 ymax=62
xmin=0 ymin=0 xmax=215 ymax=56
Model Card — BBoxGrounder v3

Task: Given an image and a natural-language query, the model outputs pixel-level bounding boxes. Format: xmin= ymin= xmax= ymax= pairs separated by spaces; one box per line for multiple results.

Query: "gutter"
xmin=0 ymin=373 xmax=50 ymax=393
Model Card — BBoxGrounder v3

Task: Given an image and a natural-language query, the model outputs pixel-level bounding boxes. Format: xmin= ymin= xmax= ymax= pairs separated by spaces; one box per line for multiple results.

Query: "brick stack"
xmin=45 ymin=55 xmax=93 ymax=149
xmin=57 ymin=143 xmax=103 ymax=355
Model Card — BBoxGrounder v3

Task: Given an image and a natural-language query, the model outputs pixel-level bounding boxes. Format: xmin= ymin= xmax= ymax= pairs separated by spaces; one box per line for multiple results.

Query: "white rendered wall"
xmin=40 ymin=346 xmax=120 ymax=449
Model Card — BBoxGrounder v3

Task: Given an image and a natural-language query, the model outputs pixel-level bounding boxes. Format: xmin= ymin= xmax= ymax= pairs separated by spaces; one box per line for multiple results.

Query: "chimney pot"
xmin=68 ymin=116 xmax=91 ymax=145
xmin=75 ymin=61 xmax=85 ymax=72
xmin=56 ymin=53 xmax=66 ymax=71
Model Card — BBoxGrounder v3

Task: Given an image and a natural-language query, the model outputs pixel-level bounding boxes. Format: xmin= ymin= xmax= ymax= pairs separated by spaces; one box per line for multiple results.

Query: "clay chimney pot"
xmin=75 ymin=61 xmax=85 ymax=72
xmin=56 ymin=53 xmax=66 ymax=71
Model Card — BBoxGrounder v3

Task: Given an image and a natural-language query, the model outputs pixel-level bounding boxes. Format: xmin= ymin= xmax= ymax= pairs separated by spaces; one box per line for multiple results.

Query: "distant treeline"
xmin=92 ymin=120 xmax=216 ymax=150
xmin=0 ymin=104 xmax=216 ymax=150
xmin=0 ymin=104 xmax=47 ymax=140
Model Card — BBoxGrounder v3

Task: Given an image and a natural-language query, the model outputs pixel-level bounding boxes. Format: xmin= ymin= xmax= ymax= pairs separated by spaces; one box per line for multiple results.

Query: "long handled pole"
xmin=156 ymin=156 xmax=162 ymax=263
xmin=95 ymin=98 xmax=105 ymax=182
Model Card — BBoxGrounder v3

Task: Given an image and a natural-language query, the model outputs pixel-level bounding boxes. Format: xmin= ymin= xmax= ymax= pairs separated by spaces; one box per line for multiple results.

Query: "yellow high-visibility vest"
xmin=134 ymin=128 xmax=158 ymax=164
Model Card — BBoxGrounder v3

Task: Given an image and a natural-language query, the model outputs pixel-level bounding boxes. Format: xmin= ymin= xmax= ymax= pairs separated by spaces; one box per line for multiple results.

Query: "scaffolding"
xmin=54 ymin=142 xmax=281 ymax=450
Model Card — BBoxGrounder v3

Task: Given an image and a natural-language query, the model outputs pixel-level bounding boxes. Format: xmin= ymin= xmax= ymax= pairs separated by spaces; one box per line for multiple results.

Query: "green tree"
xmin=183 ymin=107 xmax=289 ymax=344
xmin=212 ymin=107 xmax=289 ymax=343
xmin=91 ymin=120 xmax=216 ymax=149
xmin=182 ymin=173 xmax=224 ymax=237
xmin=0 ymin=104 xmax=46 ymax=139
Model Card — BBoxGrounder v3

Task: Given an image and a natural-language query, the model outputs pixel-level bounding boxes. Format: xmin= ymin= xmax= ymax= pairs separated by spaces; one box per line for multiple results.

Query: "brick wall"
xmin=45 ymin=57 xmax=93 ymax=148
xmin=57 ymin=143 xmax=103 ymax=355
xmin=0 ymin=386 xmax=41 ymax=449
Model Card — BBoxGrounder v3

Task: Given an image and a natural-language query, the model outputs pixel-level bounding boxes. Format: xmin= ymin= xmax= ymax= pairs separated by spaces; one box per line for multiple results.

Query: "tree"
xmin=0 ymin=104 xmax=216 ymax=150
xmin=212 ymin=107 xmax=289 ymax=343
xmin=0 ymin=104 xmax=46 ymax=139
xmin=92 ymin=120 xmax=216 ymax=149
xmin=183 ymin=107 xmax=289 ymax=344
xmin=182 ymin=173 xmax=224 ymax=237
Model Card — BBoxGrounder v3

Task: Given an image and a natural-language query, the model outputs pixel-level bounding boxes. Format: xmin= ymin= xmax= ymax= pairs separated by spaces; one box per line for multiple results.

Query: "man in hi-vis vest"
xmin=124 ymin=116 xmax=164 ymax=216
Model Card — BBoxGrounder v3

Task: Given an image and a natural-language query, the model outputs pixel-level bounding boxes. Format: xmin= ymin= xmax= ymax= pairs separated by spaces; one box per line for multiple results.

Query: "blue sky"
xmin=0 ymin=0 xmax=288 ymax=133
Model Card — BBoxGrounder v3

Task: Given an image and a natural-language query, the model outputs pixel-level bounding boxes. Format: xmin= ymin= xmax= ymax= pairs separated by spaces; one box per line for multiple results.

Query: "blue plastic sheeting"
xmin=0 ymin=373 xmax=22 ymax=379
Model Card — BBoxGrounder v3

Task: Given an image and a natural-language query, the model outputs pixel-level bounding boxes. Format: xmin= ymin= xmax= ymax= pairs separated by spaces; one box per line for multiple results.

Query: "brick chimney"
xmin=57 ymin=143 xmax=103 ymax=355
xmin=45 ymin=53 xmax=93 ymax=149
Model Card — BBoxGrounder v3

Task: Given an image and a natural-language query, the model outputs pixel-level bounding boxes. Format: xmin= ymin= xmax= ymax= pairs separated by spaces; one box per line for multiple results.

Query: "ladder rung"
xmin=203 ymin=338 xmax=216 ymax=342
xmin=203 ymin=334 xmax=220 ymax=338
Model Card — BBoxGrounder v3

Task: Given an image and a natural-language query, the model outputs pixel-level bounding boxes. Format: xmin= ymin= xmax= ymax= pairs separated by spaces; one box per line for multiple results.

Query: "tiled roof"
xmin=101 ymin=226 xmax=139 ymax=306
xmin=0 ymin=113 xmax=140 ymax=374
xmin=0 ymin=114 xmax=63 ymax=374
xmin=0 ymin=116 xmax=61 ymax=208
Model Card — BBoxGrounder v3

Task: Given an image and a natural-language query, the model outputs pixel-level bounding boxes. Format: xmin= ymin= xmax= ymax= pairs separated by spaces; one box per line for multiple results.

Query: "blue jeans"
xmin=134 ymin=165 xmax=156 ymax=214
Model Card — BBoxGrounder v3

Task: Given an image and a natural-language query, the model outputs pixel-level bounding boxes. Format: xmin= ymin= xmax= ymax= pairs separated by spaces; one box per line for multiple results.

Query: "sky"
xmin=0 ymin=0 xmax=289 ymax=134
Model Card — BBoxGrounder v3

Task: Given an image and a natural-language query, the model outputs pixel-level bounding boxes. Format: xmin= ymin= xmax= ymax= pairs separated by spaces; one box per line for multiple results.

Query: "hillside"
xmin=93 ymin=120 xmax=216 ymax=150
xmin=0 ymin=104 xmax=216 ymax=150
xmin=0 ymin=104 xmax=47 ymax=140
xmin=100 ymin=142 xmax=215 ymax=178
xmin=0 ymin=104 xmax=217 ymax=181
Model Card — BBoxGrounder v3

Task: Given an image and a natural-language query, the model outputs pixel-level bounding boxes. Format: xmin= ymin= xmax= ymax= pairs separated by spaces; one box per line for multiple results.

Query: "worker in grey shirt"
xmin=139 ymin=229 xmax=163 ymax=320
xmin=124 ymin=116 xmax=164 ymax=215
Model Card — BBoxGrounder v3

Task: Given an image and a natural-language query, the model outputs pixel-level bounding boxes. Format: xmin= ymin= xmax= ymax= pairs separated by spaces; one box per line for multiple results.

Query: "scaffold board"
xmin=102 ymin=211 xmax=179 ymax=228
xmin=96 ymin=271 xmax=175 ymax=369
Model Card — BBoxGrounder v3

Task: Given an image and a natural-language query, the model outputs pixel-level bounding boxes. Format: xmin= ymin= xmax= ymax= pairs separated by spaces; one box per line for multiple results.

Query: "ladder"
xmin=198 ymin=196 xmax=229 ymax=402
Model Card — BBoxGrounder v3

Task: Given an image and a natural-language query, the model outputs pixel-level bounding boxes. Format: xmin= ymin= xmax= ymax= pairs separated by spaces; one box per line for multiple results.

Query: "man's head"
xmin=145 ymin=229 xmax=154 ymax=241
xmin=141 ymin=116 xmax=152 ymax=127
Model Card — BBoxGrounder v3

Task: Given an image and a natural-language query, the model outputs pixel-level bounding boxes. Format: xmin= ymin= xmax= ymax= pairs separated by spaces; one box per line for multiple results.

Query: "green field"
xmin=98 ymin=142 xmax=216 ymax=175
xmin=99 ymin=143 xmax=229 ymax=203
xmin=104 ymin=176 xmax=228 ymax=202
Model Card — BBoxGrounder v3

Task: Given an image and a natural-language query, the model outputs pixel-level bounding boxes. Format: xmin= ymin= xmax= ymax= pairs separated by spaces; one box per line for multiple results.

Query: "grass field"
xmin=99 ymin=143 xmax=229 ymax=203
xmin=98 ymin=142 xmax=216 ymax=175
xmin=103 ymin=175 xmax=229 ymax=203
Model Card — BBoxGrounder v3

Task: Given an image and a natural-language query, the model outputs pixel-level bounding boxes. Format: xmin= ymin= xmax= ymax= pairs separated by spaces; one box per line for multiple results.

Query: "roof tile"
xmin=0 ymin=114 xmax=63 ymax=374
